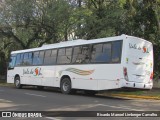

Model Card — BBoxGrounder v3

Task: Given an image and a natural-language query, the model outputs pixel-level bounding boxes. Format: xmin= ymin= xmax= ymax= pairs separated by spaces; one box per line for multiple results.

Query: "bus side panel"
xmin=21 ymin=66 xmax=55 ymax=86
xmin=19 ymin=67 xmax=40 ymax=85
xmin=54 ymin=65 xmax=98 ymax=90
xmin=72 ymin=79 xmax=98 ymax=90
xmin=97 ymin=65 xmax=123 ymax=90
xmin=55 ymin=64 xmax=123 ymax=91
xmin=97 ymin=80 xmax=119 ymax=90
xmin=42 ymin=66 xmax=56 ymax=87
xmin=7 ymin=70 xmax=15 ymax=83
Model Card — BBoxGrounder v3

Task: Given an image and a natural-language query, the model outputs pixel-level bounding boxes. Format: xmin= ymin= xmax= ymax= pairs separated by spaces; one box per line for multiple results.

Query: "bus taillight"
xmin=123 ymin=67 xmax=128 ymax=81
xmin=150 ymin=72 xmax=153 ymax=80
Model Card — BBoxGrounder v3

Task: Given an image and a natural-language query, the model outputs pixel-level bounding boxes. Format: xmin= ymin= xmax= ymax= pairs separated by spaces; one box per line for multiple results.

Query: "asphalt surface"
xmin=0 ymin=86 xmax=160 ymax=120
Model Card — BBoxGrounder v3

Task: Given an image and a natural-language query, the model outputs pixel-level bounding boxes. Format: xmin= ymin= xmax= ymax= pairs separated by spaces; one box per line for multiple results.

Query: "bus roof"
xmin=11 ymin=34 xmax=151 ymax=54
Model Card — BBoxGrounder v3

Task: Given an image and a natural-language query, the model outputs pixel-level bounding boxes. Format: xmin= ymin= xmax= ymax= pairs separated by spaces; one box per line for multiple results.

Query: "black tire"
xmin=84 ymin=90 xmax=97 ymax=96
xmin=37 ymin=86 xmax=44 ymax=90
xmin=60 ymin=77 xmax=72 ymax=94
xmin=14 ymin=77 xmax=22 ymax=89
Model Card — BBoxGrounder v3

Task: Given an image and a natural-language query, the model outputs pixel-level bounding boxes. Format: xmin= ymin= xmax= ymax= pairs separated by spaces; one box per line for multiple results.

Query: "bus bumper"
xmin=123 ymin=81 xmax=153 ymax=89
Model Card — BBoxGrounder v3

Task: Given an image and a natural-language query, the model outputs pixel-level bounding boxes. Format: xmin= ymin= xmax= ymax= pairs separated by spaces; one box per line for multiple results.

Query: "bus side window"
xmin=23 ymin=52 xmax=33 ymax=66
xmin=112 ymin=41 xmax=122 ymax=63
xmin=72 ymin=46 xmax=82 ymax=64
xmin=102 ymin=43 xmax=111 ymax=63
xmin=15 ymin=53 xmax=24 ymax=66
xmin=57 ymin=48 xmax=72 ymax=64
xmin=44 ymin=50 xmax=52 ymax=65
xmin=33 ymin=51 xmax=44 ymax=65
xmin=8 ymin=55 xmax=16 ymax=69
xmin=72 ymin=45 xmax=90 ymax=64
xmin=51 ymin=49 xmax=57 ymax=64
xmin=81 ymin=45 xmax=90 ymax=63
xmin=91 ymin=43 xmax=111 ymax=63
xmin=57 ymin=48 xmax=66 ymax=64
xmin=33 ymin=52 xmax=39 ymax=65
xmin=28 ymin=52 xmax=33 ymax=65
xmin=65 ymin=48 xmax=72 ymax=63
xmin=44 ymin=49 xmax=57 ymax=65
xmin=39 ymin=51 xmax=44 ymax=65
xmin=91 ymin=44 xmax=103 ymax=63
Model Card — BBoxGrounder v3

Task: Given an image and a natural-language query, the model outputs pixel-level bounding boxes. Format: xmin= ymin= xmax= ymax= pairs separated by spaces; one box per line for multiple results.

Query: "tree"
xmin=121 ymin=0 xmax=160 ymax=77
xmin=73 ymin=0 xmax=125 ymax=39
xmin=0 ymin=0 xmax=76 ymax=49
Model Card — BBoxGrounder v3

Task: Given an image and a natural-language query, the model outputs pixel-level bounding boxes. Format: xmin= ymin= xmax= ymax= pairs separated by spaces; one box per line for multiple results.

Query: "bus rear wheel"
xmin=60 ymin=77 xmax=72 ymax=94
xmin=14 ymin=77 xmax=22 ymax=89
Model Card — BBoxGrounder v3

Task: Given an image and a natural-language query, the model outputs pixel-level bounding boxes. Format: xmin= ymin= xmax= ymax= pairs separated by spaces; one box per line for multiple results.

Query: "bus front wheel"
xmin=14 ymin=77 xmax=22 ymax=89
xmin=60 ymin=78 xmax=72 ymax=94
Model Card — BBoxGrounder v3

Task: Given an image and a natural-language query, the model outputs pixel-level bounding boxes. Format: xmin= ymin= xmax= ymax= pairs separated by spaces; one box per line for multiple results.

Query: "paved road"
xmin=0 ymin=86 xmax=160 ymax=120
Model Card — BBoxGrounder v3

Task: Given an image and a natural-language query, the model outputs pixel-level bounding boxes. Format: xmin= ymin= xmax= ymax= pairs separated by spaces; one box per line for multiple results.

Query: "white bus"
xmin=7 ymin=34 xmax=153 ymax=94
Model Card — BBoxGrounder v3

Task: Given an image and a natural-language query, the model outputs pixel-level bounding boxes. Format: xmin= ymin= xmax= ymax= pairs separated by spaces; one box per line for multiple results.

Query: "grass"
xmin=0 ymin=80 xmax=14 ymax=86
xmin=111 ymin=91 xmax=144 ymax=95
xmin=100 ymin=89 xmax=160 ymax=99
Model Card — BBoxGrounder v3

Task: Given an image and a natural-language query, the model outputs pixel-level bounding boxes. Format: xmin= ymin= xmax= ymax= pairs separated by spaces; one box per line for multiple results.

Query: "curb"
xmin=0 ymin=83 xmax=14 ymax=87
xmin=107 ymin=94 xmax=160 ymax=100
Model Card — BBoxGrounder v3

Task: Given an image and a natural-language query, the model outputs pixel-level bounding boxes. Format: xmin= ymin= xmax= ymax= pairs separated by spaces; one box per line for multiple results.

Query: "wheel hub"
xmin=16 ymin=80 xmax=20 ymax=87
xmin=63 ymin=81 xmax=69 ymax=91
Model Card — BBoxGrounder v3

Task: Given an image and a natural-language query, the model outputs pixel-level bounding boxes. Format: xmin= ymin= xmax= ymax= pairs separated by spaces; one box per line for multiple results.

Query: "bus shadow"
xmin=20 ymin=86 xmax=130 ymax=101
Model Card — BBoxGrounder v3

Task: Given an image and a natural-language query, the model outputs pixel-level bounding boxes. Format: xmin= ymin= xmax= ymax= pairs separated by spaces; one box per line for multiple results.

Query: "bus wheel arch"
xmin=60 ymin=75 xmax=72 ymax=94
xmin=14 ymin=74 xmax=22 ymax=89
